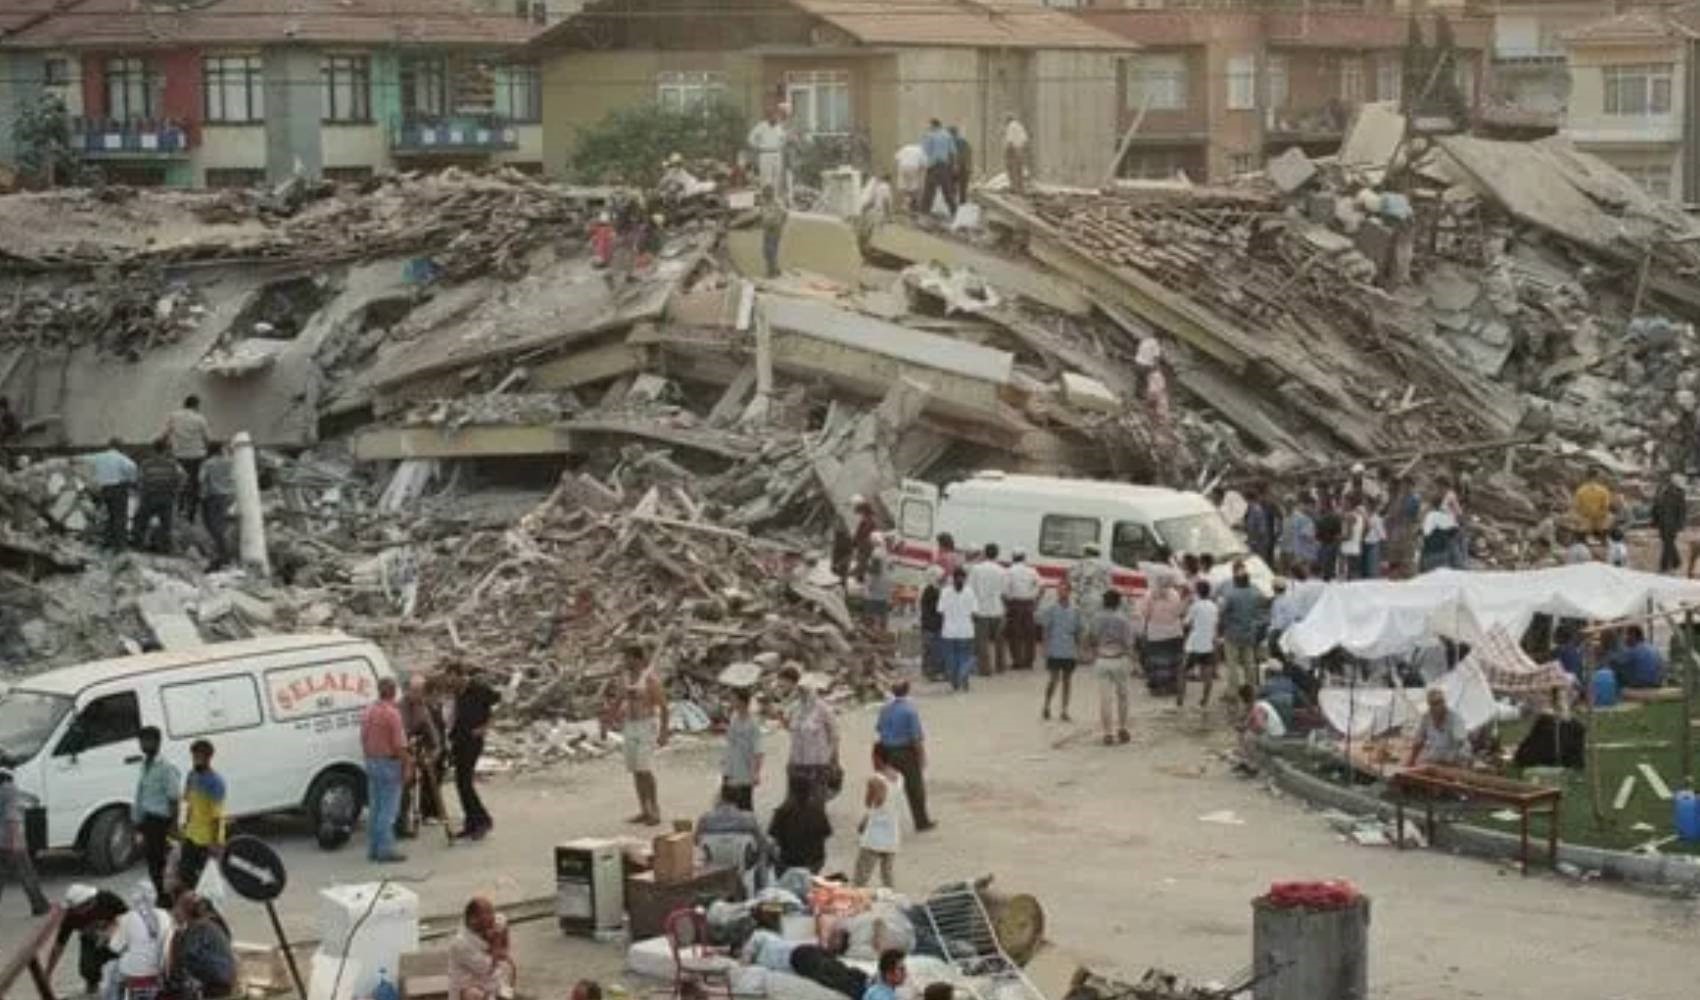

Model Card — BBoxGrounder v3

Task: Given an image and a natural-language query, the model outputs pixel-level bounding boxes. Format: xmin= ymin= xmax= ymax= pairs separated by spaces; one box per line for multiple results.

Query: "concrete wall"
xmin=264 ymin=45 xmax=324 ymax=182
xmin=1032 ymin=49 xmax=1119 ymax=186
xmin=893 ymin=48 xmax=983 ymax=161
xmin=495 ymin=124 xmax=546 ymax=168
xmin=1565 ymin=42 xmax=1686 ymax=145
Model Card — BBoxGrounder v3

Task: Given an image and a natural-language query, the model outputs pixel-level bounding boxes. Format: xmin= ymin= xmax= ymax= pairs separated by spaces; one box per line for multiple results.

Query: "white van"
xmin=0 ymin=633 xmax=395 ymax=873
xmin=891 ymin=471 xmax=1272 ymax=594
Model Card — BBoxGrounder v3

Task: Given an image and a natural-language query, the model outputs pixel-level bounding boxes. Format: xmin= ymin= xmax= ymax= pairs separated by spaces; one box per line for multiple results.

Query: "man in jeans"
xmin=0 ymin=767 xmax=49 ymax=915
xmin=85 ymin=438 xmax=137 ymax=551
xmin=967 ymin=543 xmax=1009 ymax=675
xmin=132 ymin=726 xmax=181 ymax=906
xmin=359 ymin=678 xmax=410 ymax=863
xmin=132 ymin=439 xmax=184 ymax=553
xmin=1218 ymin=560 xmax=1266 ymax=696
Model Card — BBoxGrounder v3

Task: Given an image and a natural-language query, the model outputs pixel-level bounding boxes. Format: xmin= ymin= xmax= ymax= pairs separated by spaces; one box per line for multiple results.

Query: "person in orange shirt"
xmin=1573 ymin=469 xmax=1614 ymax=537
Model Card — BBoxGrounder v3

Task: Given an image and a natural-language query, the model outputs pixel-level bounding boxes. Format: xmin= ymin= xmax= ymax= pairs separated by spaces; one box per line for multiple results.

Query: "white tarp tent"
xmin=1282 ymin=564 xmax=1700 ymax=660
xmin=1319 ymin=660 xmax=1501 ymax=739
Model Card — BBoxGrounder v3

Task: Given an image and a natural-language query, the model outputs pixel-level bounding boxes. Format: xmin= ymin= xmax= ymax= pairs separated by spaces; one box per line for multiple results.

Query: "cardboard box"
xmin=652 ymin=832 xmax=695 ymax=883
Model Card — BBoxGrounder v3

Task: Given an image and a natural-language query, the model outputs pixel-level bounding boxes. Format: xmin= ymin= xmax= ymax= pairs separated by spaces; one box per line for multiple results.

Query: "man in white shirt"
xmin=747 ymin=111 xmax=788 ymax=197
xmin=937 ymin=567 xmax=979 ymax=691
xmin=164 ymin=394 xmax=210 ymax=517
xmin=1003 ymin=548 xmax=1042 ymax=671
xmin=967 ymin=543 xmax=1009 ymax=676
xmin=1179 ymin=578 xmax=1220 ymax=711
xmin=1002 ymin=114 xmax=1029 ymax=194
xmin=102 ymin=883 xmax=172 ymax=1000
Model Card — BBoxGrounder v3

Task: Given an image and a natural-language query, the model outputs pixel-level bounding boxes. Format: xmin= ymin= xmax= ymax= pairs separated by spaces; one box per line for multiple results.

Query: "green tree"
xmin=568 ymin=100 xmax=745 ymax=187
xmin=11 ymin=92 xmax=75 ymax=188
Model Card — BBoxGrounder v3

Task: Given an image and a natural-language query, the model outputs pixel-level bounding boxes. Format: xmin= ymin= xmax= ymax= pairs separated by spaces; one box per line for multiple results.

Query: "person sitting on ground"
xmin=1607 ymin=625 xmax=1665 ymax=689
xmin=102 ymin=881 xmax=174 ymax=1000
xmin=697 ymin=782 xmax=769 ymax=895
xmin=768 ymin=772 xmax=833 ymax=874
xmin=1238 ymin=684 xmax=1287 ymax=741
xmin=448 ymin=896 xmax=515 ymax=1000
xmin=743 ymin=907 xmax=868 ymax=1000
xmin=862 ymin=950 xmax=907 ymax=1000
xmin=1406 ymin=688 xmax=1472 ymax=768
xmin=166 ymin=890 xmax=236 ymax=999
xmin=49 ymin=884 xmax=127 ymax=995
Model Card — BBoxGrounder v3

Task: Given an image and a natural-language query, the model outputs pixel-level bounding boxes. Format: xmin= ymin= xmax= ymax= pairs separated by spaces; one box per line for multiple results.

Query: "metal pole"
xmin=1684 ymin=612 xmax=1697 ymax=790
xmin=265 ymin=899 xmax=307 ymax=1000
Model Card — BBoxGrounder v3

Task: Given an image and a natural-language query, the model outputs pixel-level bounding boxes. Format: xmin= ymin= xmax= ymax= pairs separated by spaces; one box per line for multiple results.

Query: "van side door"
xmin=158 ymin=672 xmax=266 ymax=816
xmin=49 ymin=689 xmax=144 ymax=841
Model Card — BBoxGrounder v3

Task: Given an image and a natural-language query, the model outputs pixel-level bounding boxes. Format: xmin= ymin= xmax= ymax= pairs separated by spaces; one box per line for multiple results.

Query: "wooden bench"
xmin=1387 ymin=765 xmax=1562 ymax=874
xmin=0 ymin=906 xmax=63 ymax=1000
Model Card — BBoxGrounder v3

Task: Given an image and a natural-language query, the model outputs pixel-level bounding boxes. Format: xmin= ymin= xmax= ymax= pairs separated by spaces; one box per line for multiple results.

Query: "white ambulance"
xmin=0 ymin=633 xmax=394 ymax=873
xmin=891 ymin=471 xmax=1272 ymax=594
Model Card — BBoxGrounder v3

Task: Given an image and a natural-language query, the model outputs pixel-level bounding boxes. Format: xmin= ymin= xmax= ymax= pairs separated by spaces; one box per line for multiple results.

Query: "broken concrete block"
xmin=868 ymin=224 xmax=1090 ymax=316
xmin=1265 ymin=147 xmax=1317 ymax=194
xmin=1339 ymin=101 xmax=1407 ymax=167
xmin=1060 ymin=372 xmax=1120 ymax=413
xmin=626 ymin=374 xmax=672 ymax=404
xmin=226 ymin=590 xmax=276 ymax=626
xmin=726 ymin=211 xmax=863 ymax=285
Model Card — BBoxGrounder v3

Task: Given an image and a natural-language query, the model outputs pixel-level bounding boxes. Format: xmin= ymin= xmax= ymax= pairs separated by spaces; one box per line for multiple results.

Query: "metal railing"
xmin=389 ymin=113 xmax=521 ymax=154
xmin=72 ymin=116 xmax=195 ymax=156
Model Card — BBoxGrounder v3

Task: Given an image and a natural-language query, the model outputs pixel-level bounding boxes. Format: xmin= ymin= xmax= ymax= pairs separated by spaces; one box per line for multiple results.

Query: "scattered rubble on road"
xmin=5 ymin=114 xmax=1700 ymax=736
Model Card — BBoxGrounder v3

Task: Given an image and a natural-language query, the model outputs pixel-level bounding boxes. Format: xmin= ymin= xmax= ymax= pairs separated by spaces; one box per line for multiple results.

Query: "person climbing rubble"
xmin=132 ymin=439 xmax=184 ymax=554
xmin=85 ymin=437 xmax=137 ymax=551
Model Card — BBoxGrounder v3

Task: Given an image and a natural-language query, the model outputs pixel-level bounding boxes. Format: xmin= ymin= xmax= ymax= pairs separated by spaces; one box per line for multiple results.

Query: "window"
xmin=162 ymin=674 xmax=263 ymax=738
xmin=1127 ymin=53 xmax=1187 ymax=111
xmin=54 ymin=691 xmax=140 ymax=757
xmin=495 ymin=63 xmax=542 ymax=123
xmin=1265 ymin=54 xmax=1288 ymax=110
xmin=1376 ymin=55 xmax=1401 ymax=105
xmin=1228 ymin=153 xmax=1257 ymax=176
xmin=1110 ymin=521 xmax=1159 ymax=568
xmin=657 ymin=71 xmax=726 ymax=114
xmin=786 ymin=69 xmax=852 ymax=138
xmin=105 ymin=56 xmax=156 ymax=121
xmin=0 ymin=689 xmax=72 ymax=765
xmin=900 ymin=499 xmax=933 ymax=541
xmin=1338 ymin=56 xmax=1365 ymax=104
xmin=321 ymin=54 xmax=372 ymax=123
xmin=402 ymin=56 xmax=449 ymax=117
xmin=205 ymin=168 xmax=266 ymax=188
xmin=203 ymin=55 xmax=264 ymax=123
xmin=1226 ymin=54 xmax=1256 ymax=111
xmin=1617 ymin=163 xmax=1673 ymax=200
xmin=44 ymin=57 xmax=70 ymax=87
xmin=1039 ymin=514 xmax=1101 ymax=559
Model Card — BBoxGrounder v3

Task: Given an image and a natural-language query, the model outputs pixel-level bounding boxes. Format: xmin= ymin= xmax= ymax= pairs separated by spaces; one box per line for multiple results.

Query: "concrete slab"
xmin=726 ymin=212 xmax=863 ymax=285
xmin=1265 ymin=146 xmax=1317 ymax=193
xmin=1338 ymin=101 xmax=1406 ymax=167
xmin=1060 ymin=372 xmax=1120 ymax=413
xmin=353 ymin=424 xmax=576 ymax=461
xmin=867 ymin=224 xmax=1090 ymax=316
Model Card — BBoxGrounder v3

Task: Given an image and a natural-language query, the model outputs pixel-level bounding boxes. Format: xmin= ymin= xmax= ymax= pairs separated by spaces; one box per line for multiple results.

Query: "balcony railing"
xmin=390 ymin=113 xmax=520 ymax=155
xmin=72 ymin=117 xmax=195 ymax=157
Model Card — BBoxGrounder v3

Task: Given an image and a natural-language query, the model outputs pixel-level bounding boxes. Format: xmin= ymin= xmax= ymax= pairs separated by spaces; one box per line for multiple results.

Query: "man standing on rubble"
xmin=165 ymin=395 xmax=211 ymax=517
xmin=1002 ymin=114 xmax=1029 ymax=195
xmin=132 ymin=439 xmax=184 ymax=553
xmin=760 ymin=185 xmax=787 ymax=280
xmin=604 ymin=643 xmax=669 ymax=826
xmin=198 ymin=442 xmax=235 ymax=570
xmin=87 ymin=438 xmax=138 ymax=551
xmin=1654 ymin=473 xmax=1688 ymax=574
xmin=948 ymin=125 xmax=972 ymax=208
xmin=1004 ymin=548 xmax=1042 ymax=671
xmin=1244 ymin=486 xmax=1274 ymax=567
xmin=968 ymin=543 xmax=1010 ymax=675
xmin=919 ymin=119 xmax=958 ymax=217
xmin=748 ymin=109 xmax=789 ymax=200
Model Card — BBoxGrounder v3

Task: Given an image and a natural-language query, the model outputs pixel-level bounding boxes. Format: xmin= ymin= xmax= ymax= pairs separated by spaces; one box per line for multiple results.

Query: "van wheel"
xmin=85 ymin=807 xmax=137 ymax=875
xmin=307 ymin=770 xmax=364 ymax=833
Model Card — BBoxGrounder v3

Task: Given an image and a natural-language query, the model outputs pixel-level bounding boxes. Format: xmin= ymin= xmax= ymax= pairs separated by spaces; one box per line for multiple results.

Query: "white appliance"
xmin=556 ymin=838 xmax=625 ymax=939
xmin=315 ymin=882 xmax=420 ymax=999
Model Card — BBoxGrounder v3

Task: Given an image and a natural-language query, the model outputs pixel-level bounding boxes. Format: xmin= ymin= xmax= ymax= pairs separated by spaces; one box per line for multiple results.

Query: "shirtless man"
xmin=602 ymin=642 xmax=670 ymax=825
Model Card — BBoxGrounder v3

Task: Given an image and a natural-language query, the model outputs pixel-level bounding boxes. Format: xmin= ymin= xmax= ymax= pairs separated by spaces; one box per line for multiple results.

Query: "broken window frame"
xmin=785 ymin=69 xmax=852 ymax=139
xmin=104 ymin=55 xmax=156 ymax=121
xmin=203 ymin=54 xmax=265 ymax=124
xmin=322 ymin=53 xmax=374 ymax=124
xmin=657 ymin=70 xmax=727 ymax=116
xmin=1126 ymin=53 xmax=1187 ymax=112
xmin=1602 ymin=63 xmax=1673 ymax=117
xmin=495 ymin=63 xmax=543 ymax=123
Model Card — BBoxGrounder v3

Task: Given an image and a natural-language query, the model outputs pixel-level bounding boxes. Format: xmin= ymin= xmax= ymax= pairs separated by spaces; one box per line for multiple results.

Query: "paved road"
xmin=5 ymin=671 xmax=1698 ymax=999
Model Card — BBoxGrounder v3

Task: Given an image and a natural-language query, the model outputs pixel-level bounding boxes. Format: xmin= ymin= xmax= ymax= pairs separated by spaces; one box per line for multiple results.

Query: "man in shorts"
xmin=1179 ymin=578 xmax=1220 ymax=711
xmin=602 ymin=643 xmax=668 ymax=825
xmin=1038 ymin=584 xmax=1083 ymax=721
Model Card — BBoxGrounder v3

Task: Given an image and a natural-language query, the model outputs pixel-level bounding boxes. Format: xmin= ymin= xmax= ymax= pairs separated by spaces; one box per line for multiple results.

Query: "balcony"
xmin=1565 ymin=113 xmax=1683 ymax=146
xmin=390 ymin=114 xmax=520 ymax=156
xmin=73 ymin=117 xmax=195 ymax=158
xmin=1265 ymin=102 xmax=1353 ymax=143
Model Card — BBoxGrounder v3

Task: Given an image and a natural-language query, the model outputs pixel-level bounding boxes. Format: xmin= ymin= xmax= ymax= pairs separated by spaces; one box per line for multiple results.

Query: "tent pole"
xmin=1683 ymin=612 xmax=1696 ymax=790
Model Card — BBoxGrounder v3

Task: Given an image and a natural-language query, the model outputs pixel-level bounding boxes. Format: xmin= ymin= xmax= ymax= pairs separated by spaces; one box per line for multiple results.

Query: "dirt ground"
xmin=9 ymin=670 xmax=1700 ymax=1000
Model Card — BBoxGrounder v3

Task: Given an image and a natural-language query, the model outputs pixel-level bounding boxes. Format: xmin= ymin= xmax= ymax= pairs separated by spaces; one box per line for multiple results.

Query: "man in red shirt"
xmin=360 ymin=677 xmax=411 ymax=863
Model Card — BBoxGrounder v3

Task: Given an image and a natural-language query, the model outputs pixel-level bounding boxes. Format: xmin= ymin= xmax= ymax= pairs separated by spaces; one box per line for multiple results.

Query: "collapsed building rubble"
xmin=4 ymin=114 xmax=1700 ymax=707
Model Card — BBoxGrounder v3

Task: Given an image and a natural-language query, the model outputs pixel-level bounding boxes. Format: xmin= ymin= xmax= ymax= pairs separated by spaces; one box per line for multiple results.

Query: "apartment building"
xmin=1476 ymin=1 xmax=1603 ymax=137
xmin=1075 ymin=2 xmax=1490 ymax=181
xmin=0 ymin=0 xmax=547 ymax=188
xmin=1559 ymin=3 xmax=1698 ymax=202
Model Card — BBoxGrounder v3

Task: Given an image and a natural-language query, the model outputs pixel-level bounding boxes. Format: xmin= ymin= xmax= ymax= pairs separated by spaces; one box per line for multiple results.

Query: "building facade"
xmin=1476 ymin=1 xmax=1603 ymax=137
xmin=1559 ymin=4 xmax=1697 ymax=202
xmin=0 ymin=0 xmax=547 ymax=187
xmin=1075 ymin=2 xmax=1490 ymax=181
xmin=531 ymin=0 xmax=1134 ymax=188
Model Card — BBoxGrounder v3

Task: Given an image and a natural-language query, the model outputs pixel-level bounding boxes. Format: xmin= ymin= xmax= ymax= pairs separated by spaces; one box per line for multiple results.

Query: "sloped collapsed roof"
xmin=1560 ymin=2 xmax=1700 ymax=46
xmin=0 ymin=0 xmax=542 ymax=49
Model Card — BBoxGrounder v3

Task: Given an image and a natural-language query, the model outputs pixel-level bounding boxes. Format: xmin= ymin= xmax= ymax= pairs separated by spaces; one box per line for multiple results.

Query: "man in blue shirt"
xmin=862 ymin=950 xmax=906 ymax=1000
xmin=85 ymin=438 xmax=138 ymax=550
xmin=875 ymin=682 xmax=932 ymax=831
xmin=1608 ymin=625 xmax=1665 ymax=689
xmin=1554 ymin=625 xmax=1585 ymax=682
xmin=918 ymin=120 xmax=958 ymax=218
xmin=132 ymin=726 xmax=181 ymax=907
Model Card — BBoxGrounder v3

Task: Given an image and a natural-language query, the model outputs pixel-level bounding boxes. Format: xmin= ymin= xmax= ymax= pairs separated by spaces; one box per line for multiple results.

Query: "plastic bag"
xmin=196 ymin=858 xmax=229 ymax=906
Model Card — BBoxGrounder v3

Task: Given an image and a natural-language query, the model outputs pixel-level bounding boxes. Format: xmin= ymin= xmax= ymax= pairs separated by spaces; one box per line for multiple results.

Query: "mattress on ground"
xmin=627 ymin=937 xmax=962 ymax=1000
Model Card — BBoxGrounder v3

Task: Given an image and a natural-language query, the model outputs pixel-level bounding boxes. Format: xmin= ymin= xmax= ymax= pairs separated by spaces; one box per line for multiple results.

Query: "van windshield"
xmin=1155 ymin=512 xmax=1245 ymax=562
xmin=0 ymin=688 xmax=72 ymax=766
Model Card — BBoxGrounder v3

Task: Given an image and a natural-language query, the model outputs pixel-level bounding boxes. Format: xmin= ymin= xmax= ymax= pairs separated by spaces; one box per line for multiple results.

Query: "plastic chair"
xmin=662 ymin=907 xmax=734 ymax=1000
